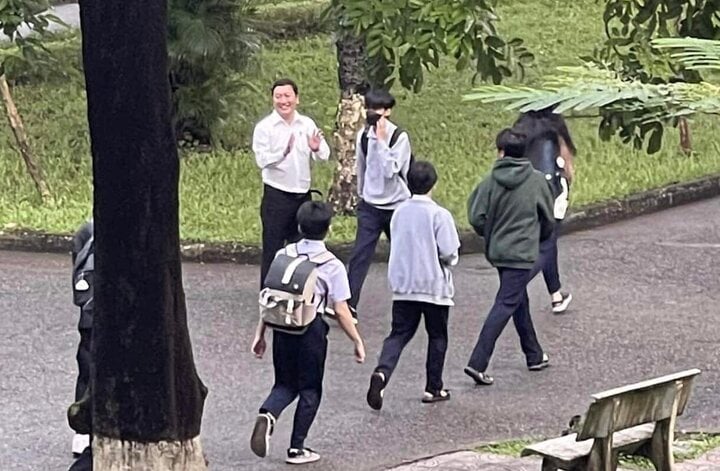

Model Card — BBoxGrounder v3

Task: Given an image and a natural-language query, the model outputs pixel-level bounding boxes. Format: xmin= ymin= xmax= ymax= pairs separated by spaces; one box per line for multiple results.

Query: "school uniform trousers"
xmin=375 ymin=301 xmax=449 ymax=394
xmin=532 ymin=224 xmax=561 ymax=294
xmin=259 ymin=184 xmax=310 ymax=288
xmin=467 ymin=267 xmax=544 ymax=372
xmin=259 ymin=316 xmax=328 ymax=450
xmin=347 ymin=200 xmax=394 ymax=310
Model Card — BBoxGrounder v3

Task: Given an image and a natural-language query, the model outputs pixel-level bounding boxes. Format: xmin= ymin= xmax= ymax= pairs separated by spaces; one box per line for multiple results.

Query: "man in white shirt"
xmin=252 ymin=78 xmax=330 ymax=287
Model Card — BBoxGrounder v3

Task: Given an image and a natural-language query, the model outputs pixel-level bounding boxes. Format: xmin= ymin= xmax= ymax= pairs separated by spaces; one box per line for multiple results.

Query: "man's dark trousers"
xmin=467 ymin=267 xmax=544 ymax=372
xmin=260 ymin=317 xmax=328 ymax=450
xmin=260 ymin=184 xmax=310 ymax=288
xmin=347 ymin=200 xmax=393 ymax=311
xmin=375 ymin=301 xmax=449 ymax=393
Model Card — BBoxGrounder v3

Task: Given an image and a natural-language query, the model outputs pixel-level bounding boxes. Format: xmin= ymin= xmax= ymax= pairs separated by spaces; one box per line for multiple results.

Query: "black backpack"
xmin=360 ymin=125 xmax=415 ymax=172
xmin=525 ymin=131 xmax=570 ymax=219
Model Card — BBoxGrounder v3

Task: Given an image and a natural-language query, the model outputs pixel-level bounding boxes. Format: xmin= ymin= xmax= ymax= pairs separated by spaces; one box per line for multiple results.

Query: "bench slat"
xmin=591 ymin=369 xmax=700 ymax=401
xmin=522 ymin=423 xmax=655 ymax=465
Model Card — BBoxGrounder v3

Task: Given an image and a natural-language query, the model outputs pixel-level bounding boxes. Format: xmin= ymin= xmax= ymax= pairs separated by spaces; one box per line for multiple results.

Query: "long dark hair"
xmin=512 ymin=108 xmax=577 ymax=156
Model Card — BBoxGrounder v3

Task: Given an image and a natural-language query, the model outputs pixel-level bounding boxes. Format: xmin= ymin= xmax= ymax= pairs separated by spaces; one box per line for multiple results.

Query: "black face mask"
xmin=366 ymin=112 xmax=382 ymax=126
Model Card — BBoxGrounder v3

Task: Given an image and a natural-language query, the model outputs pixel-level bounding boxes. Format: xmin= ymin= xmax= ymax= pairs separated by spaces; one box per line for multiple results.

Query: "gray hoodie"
xmin=355 ymin=120 xmax=412 ymax=209
xmin=388 ymin=195 xmax=461 ymax=306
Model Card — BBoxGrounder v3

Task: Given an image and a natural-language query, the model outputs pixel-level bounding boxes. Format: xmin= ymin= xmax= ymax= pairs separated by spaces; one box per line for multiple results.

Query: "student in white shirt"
xmin=252 ymin=78 xmax=330 ymax=287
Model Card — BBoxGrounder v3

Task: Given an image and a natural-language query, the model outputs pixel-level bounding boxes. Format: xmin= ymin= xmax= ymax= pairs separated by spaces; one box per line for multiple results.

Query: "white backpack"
xmin=259 ymin=244 xmax=335 ymax=334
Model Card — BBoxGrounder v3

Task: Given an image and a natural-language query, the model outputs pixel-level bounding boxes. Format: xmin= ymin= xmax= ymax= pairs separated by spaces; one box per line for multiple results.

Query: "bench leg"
xmin=647 ymin=418 xmax=675 ymax=471
xmin=587 ymin=437 xmax=616 ymax=471
xmin=541 ymin=457 xmax=557 ymax=471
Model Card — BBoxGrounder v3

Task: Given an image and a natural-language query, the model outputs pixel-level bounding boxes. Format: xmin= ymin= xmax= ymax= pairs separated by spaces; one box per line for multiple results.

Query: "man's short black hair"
xmin=271 ymin=78 xmax=298 ymax=96
xmin=364 ymin=89 xmax=396 ymax=109
xmin=495 ymin=128 xmax=527 ymax=158
xmin=407 ymin=160 xmax=438 ymax=195
xmin=297 ymin=201 xmax=333 ymax=240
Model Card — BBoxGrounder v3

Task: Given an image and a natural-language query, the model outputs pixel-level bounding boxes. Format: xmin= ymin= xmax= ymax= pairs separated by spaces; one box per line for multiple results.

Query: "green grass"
xmin=476 ymin=433 xmax=720 ymax=469
xmin=2 ymin=0 xmax=720 ymax=243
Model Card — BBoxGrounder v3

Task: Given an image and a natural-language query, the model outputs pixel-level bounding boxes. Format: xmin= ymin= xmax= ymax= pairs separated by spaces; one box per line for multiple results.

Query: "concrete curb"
xmin=2 ymin=174 xmax=720 ymax=264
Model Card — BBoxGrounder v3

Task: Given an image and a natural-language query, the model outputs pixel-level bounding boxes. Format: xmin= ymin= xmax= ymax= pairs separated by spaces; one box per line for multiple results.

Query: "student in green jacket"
xmin=464 ymin=128 xmax=556 ymax=386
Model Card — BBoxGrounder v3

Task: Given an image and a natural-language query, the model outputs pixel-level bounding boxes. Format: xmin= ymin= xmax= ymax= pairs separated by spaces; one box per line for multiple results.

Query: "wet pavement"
xmin=1 ymin=197 xmax=719 ymax=470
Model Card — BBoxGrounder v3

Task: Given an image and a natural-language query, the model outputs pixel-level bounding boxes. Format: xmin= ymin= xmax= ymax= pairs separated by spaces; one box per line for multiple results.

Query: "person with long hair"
xmin=512 ymin=109 xmax=575 ymax=314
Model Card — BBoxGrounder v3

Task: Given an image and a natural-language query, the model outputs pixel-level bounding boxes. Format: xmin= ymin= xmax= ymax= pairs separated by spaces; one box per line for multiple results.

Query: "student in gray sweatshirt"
xmin=346 ymin=89 xmax=412 ymax=322
xmin=366 ymin=161 xmax=460 ymax=410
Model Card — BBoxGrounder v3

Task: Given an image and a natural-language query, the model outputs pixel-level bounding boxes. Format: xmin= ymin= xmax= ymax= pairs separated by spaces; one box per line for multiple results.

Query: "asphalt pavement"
xmin=1 ymin=197 xmax=719 ymax=470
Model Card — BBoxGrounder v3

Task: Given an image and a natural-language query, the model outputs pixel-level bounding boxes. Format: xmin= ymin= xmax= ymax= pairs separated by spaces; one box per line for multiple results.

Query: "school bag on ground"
xmin=259 ymin=243 xmax=336 ymax=335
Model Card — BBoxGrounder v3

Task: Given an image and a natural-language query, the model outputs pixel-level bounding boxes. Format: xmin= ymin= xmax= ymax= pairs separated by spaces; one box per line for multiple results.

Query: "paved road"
xmin=1 ymin=198 xmax=719 ymax=470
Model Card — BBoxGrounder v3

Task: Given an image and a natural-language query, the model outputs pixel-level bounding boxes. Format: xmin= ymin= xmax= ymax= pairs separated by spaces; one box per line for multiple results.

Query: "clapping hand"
xmin=308 ymin=129 xmax=324 ymax=152
xmin=283 ymin=134 xmax=296 ymax=157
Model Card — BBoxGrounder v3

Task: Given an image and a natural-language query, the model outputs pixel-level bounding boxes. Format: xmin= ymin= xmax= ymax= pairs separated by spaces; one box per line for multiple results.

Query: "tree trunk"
xmin=678 ymin=117 xmax=692 ymax=155
xmin=78 ymin=0 xmax=208 ymax=469
xmin=0 ymin=74 xmax=51 ymax=203
xmin=328 ymin=31 xmax=369 ymax=215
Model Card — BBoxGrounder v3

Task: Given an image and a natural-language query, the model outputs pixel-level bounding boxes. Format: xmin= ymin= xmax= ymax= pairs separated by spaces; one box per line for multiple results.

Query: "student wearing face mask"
xmin=252 ymin=78 xmax=330 ymax=288
xmin=345 ymin=89 xmax=413 ymax=322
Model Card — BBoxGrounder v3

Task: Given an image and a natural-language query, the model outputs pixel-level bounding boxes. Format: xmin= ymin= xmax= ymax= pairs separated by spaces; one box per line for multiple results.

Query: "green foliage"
xmin=4 ymin=1 xmax=720 ymax=243
xmin=328 ymin=0 xmax=532 ymax=92
xmin=0 ymin=0 xmax=61 ymax=76
xmin=168 ymin=0 xmax=261 ymax=146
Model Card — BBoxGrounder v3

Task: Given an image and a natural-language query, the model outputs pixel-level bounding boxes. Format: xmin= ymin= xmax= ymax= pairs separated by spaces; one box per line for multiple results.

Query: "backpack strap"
xmin=73 ymin=236 xmax=94 ymax=275
xmin=308 ymin=250 xmax=336 ymax=265
xmin=284 ymin=243 xmax=298 ymax=257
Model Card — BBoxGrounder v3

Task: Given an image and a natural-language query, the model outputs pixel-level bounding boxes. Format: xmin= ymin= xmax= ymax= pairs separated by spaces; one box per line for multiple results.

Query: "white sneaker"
xmin=551 ymin=292 xmax=573 ymax=314
xmin=72 ymin=433 xmax=90 ymax=455
xmin=286 ymin=448 xmax=321 ymax=465
xmin=250 ymin=412 xmax=275 ymax=458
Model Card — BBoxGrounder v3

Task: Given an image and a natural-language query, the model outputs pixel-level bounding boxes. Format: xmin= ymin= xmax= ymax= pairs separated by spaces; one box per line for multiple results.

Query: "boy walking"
xmin=347 ymin=89 xmax=412 ymax=320
xmin=464 ymin=129 xmax=555 ymax=386
xmin=250 ymin=201 xmax=365 ymax=465
xmin=366 ymin=161 xmax=460 ymax=410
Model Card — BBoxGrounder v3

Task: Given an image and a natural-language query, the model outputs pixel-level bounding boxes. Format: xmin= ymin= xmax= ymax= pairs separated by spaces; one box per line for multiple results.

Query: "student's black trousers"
xmin=375 ymin=301 xmax=449 ymax=394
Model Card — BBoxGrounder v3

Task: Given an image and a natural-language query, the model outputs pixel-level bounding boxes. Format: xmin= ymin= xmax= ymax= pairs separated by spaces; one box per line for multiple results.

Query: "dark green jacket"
xmin=467 ymin=157 xmax=555 ymax=269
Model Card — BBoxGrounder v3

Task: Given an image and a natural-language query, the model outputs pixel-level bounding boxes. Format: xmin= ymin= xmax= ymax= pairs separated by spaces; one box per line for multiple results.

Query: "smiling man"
xmin=252 ymin=78 xmax=331 ymax=288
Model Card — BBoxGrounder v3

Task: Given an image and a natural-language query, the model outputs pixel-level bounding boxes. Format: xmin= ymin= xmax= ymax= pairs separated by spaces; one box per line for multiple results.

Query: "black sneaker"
xmin=528 ymin=353 xmax=550 ymax=371
xmin=463 ymin=366 xmax=494 ymax=385
xmin=421 ymin=389 xmax=451 ymax=403
xmin=552 ymin=292 xmax=573 ymax=314
xmin=250 ymin=412 xmax=275 ymax=458
xmin=286 ymin=448 xmax=320 ymax=465
xmin=366 ymin=371 xmax=386 ymax=410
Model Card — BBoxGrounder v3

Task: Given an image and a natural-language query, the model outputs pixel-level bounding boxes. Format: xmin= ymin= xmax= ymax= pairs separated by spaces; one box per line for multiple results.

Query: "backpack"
xmin=72 ymin=235 xmax=94 ymax=311
xmin=525 ymin=132 xmax=570 ymax=220
xmin=360 ymin=125 xmax=415 ymax=175
xmin=259 ymin=243 xmax=336 ymax=335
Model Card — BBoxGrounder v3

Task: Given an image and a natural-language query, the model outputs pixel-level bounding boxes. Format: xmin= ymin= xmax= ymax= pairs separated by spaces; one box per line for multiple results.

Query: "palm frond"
xmin=652 ymin=37 xmax=720 ymax=72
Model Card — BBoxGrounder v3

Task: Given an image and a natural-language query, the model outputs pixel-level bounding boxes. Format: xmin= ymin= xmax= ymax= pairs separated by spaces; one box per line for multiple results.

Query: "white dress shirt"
xmin=252 ymin=110 xmax=330 ymax=193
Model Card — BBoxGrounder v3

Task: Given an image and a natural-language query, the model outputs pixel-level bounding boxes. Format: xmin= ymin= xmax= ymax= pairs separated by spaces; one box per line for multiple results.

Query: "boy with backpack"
xmin=464 ymin=129 xmax=555 ymax=386
xmin=346 ymin=89 xmax=413 ymax=321
xmin=250 ymin=201 xmax=366 ymax=465
xmin=366 ymin=161 xmax=460 ymax=410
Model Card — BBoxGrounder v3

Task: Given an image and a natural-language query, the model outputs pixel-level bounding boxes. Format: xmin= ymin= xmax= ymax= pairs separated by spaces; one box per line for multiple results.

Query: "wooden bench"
xmin=522 ymin=369 xmax=701 ymax=471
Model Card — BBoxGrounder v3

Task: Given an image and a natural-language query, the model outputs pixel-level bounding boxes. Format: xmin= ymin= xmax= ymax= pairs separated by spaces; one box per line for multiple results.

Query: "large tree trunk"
xmin=0 ymin=74 xmax=51 ymax=203
xmin=78 ymin=0 xmax=208 ymax=469
xmin=328 ymin=31 xmax=369 ymax=215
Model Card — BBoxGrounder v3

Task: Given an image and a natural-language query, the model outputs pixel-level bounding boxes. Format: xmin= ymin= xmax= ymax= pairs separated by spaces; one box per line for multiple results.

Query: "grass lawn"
xmin=1 ymin=0 xmax=720 ymax=243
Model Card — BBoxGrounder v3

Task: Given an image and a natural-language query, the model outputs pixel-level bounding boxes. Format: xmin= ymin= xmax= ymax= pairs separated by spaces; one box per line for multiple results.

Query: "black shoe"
xmin=421 ymin=389 xmax=451 ymax=403
xmin=349 ymin=305 xmax=359 ymax=325
xmin=366 ymin=371 xmax=386 ymax=410
xmin=250 ymin=412 xmax=275 ymax=458
xmin=464 ymin=366 xmax=494 ymax=385
xmin=528 ymin=353 xmax=550 ymax=371
xmin=552 ymin=292 xmax=573 ymax=314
